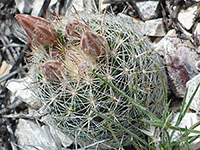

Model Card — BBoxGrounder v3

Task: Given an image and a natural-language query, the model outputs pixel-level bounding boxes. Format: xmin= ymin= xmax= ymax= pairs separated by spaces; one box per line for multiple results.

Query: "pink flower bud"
xmin=80 ymin=31 xmax=107 ymax=59
xmin=65 ymin=20 xmax=85 ymax=41
xmin=42 ymin=60 xmax=63 ymax=81
xmin=15 ymin=14 xmax=58 ymax=46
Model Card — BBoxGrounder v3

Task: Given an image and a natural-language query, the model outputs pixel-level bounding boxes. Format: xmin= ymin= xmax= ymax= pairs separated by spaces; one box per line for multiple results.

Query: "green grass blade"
xmin=162 ymin=100 xmax=171 ymax=123
xmin=173 ymin=134 xmax=200 ymax=149
xmin=169 ymin=126 xmax=200 ymax=134
xmin=155 ymin=64 xmax=167 ymax=104
xmin=92 ymin=70 xmax=159 ymax=121
xmin=170 ymin=82 xmax=200 ymax=140
xmin=91 ymin=108 xmax=151 ymax=147
xmin=128 ymin=138 xmax=145 ymax=150
xmin=189 ymin=120 xmax=200 ymax=130
xmin=172 ymin=120 xmax=200 ymax=147
xmin=169 ymin=87 xmax=188 ymax=140
xmin=144 ymin=121 xmax=200 ymax=134
xmin=163 ymin=130 xmax=172 ymax=150
xmin=188 ymin=134 xmax=200 ymax=144
xmin=182 ymin=83 xmax=200 ymax=117
xmin=141 ymin=118 xmax=162 ymax=126
xmin=107 ymin=121 xmax=125 ymax=150
xmin=185 ymin=127 xmax=189 ymax=150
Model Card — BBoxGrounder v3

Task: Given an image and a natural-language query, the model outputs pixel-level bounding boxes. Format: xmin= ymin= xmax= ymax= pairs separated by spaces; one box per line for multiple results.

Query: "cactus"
xmin=16 ymin=12 xmax=167 ymax=148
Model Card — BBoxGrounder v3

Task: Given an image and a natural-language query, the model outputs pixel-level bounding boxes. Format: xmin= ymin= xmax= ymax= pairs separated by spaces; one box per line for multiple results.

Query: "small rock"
xmin=196 ymin=46 xmax=200 ymax=54
xmin=154 ymin=29 xmax=198 ymax=98
xmin=136 ymin=1 xmax=160 ymax=20
xmin=186 ymin=74 xmax=200 ymax=111
xmin=15 ymin=0 xmax=33 ymax=14
xmin=144 ymin=18 xmax=166 ymax=37
xmin=178 ymin=5 xmax=197 ymax=30
xmin=167 ymin=39 xmax=198 ymax=97
xmin=15 ymin=119 xmax=73 ymax=150
xmin=83 ymin=0 xmax=98 ymax=12
xmin=14 ymin=0 xmax=25 ymax=14
xmin=195 ymin=61 xmax=200 ymax=71
xmin=99 ymin=0 xmax=110 ymax=11
xmin=118 ymin=13 xmax=145 ymax=33
xmin=194 ymin=23 xmax=200 ymax=46
xmin=5 ymin=77 xmax=41 ymax=109
xmin=171 ymin=112 xmax=200 ymax=150
xmin=31 ymin=0 xmax=45 ymax=16
xmin=154 ymin=29 xmax=177 ymax=56
xmin=0 ymin=61 xmax=12 ymax=81
xmin=67 ymin=0 xmax=84 ymax=14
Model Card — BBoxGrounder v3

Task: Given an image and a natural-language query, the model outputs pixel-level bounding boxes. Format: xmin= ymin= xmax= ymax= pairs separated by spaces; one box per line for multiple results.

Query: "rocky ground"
xmin=1 ymin=0 xmax=200 ymax=149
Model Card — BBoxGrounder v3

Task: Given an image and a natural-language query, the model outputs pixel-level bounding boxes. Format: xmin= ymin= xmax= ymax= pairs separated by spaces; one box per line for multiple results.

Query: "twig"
xmin=0 ymin=67 xmax=25 ymax=83
xmin=103 ymin=0 xmax=156 ymax=4
xmin=0 ymin=97 xmax=23 ymax=115
xmin=2 ymin=111 xmax=51 ymax=120
xmin=6 ymin=119 xmax=18 ymax=150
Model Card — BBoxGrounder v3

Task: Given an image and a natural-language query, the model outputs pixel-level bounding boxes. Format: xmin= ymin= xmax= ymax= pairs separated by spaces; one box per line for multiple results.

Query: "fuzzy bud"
xmin=65 ymin=20 xmax=85 ymax=41
xmin=80 ymin=31 xmax=107 ymax=59
xmin=64 ymin=49 xmax=88 ymax=78
xmin=42 ymin=60 xmax=63 ymax=81
xmin=15 ymin=14 xmax=58 ymax=46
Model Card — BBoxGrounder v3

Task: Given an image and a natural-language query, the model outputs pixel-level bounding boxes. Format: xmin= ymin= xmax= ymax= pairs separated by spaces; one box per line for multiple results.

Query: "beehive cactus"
xmin=16 ymin=12 xmax=167 ymax=148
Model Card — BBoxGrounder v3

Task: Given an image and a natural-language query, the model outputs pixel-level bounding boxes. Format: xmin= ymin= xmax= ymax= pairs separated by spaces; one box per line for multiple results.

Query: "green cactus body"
xmin=28 ymin=12 xmax=166 ymax=148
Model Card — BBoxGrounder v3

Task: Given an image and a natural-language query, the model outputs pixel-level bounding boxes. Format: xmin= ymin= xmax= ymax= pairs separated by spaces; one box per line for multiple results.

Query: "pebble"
xmin=31 ymin=0 xmax=45 ymax=16
xmin=154 ymin=29 xmax=177 ymax=56
xmin=194 ymin=23 xmax=200 ymax=51
xmin=171 ymin=112 xmax=200 ymax=150
xmin=178 ymin=5 xmax=197 ymax=30
xmin=136 ymin=1 xmax=160 ymax=20
xmin=5 ymin=77 xmax=41 ymax=109
xmin=15 ymin=119 xmax=73 ymax=150
xmin=118 ymin=13 xmax=145 ymax=33
xmin=186 ymin=74 xmax=200 ymax=111
xmin=144 ymin=18 xmax=166 ymax=36
xmin=155 ymin=29 xmax=198 ymax=98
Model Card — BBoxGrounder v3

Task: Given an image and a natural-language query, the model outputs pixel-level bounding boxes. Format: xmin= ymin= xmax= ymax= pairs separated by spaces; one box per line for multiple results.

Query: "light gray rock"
xmin=118 ymin=13 xmax=145 ymax=33
xmin=194 ymin=23 xmax=200 ymax=52
xmin=15 ymin=119 xmax=73 ymax=150
xmin=186 ymin=74 xmax=200 ymax=111
xmin=178 ymin=5 xmax=197 ymax=30
xmin=66 ymin=0 xmax=84 ymax=14
xmin=195 ymin=61 xmax=200 ymax=71
xmin=66 ymin=0 xmax=98 ymax=15
xmin=15 ymin=0 xmax=45 ymax=15
xmin=154 ymin=29 xmax=198 ymax=98
xmin=144 ymin=18 xmax=166 ymax=37
xmin=166 ymin=39 xmax=198 ymax=97
xmin=99 ymin=0 xmax=109 ymax=11
xmin=15 ymin=0 xmax=26 ymax=14
xmin=83 ymin=0 xmax=98 ymax=12
xmin=6 ymin=77 xmax=41 ymax=109
xmin=196 ymin=46 xmax=200 ymax=54
xmin=154 ymin=29 xmax=177 ymax=56
xmin=136 ymin=1 xmax=160 ymax=20
xmin=171 ymin=112 xmax=200 ymax=150
xmin=31 ymin=0 xmax=45 ymax=16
